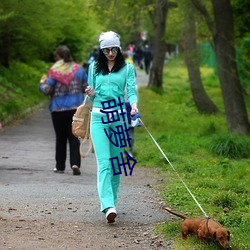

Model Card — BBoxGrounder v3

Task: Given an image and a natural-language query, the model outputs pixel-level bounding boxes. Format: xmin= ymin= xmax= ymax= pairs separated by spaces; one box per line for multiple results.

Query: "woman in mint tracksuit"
xmin=86 ymin=31 xmax=138 ymax=223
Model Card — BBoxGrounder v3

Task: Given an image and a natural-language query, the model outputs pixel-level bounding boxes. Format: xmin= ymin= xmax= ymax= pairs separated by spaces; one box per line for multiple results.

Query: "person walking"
xmin=143 ymin=44 xmax=152 ymax=74
xmin=85 ymin=31 xmax=138 ymax=223
xmin=39 ymin=45 xmax=88 ymax=175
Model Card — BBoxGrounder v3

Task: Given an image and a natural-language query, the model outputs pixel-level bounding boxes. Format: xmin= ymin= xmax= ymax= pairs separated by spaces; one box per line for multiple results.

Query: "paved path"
xmin=0 ymin=71 xmax=172 ymax=249
xmin=135 ymin=68 xmax=149 ymax=88
xmin=0 ymin=106 xmax=164 ymax=224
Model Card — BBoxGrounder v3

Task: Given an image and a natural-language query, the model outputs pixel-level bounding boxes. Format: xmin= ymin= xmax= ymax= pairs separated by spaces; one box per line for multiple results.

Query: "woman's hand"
xmin=85 ymin=86 xmax=95 ymax=97
xmin=131 ymin=103 xmax=138 ymax=116
xmin=40 ymin=74 xmax=47 ymax=83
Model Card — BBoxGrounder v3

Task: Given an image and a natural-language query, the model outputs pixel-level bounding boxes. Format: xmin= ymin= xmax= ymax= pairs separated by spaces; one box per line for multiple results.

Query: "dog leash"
xmin=139 ymin=118 xmax=209 ymax=218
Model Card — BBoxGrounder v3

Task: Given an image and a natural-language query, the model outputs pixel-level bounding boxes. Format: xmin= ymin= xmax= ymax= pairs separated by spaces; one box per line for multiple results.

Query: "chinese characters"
xmin=100 ymin=97 xmax=137 ymax=176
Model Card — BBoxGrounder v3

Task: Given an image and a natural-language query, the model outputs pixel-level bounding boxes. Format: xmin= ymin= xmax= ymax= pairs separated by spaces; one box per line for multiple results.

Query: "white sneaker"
xmin=53 ymin=168 xmax=64 ymax=173
xmin=105 ymin=207 xmax=117 ymax=223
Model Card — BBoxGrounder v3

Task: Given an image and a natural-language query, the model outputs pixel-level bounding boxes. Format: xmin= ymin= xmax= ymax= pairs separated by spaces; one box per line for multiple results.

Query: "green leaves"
xmin=0 ymin=0 xmax=99 ymax=66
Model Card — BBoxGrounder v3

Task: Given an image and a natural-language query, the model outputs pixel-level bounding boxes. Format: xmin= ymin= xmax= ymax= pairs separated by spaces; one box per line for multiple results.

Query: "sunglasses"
xmin=102 ymin=47 xmax=119 ymax=55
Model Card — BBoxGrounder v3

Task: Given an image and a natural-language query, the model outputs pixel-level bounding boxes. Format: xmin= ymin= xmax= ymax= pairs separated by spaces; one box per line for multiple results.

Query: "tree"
xmin=184 ymin=1 xmax=218 ymax=114
xmin=91 ymin=0 xmax=155 ymax=48
xmin=191 ymin=0 xmax=250 ymax=134
xmin=148 ymin=0 xmax=177 ymax=89
xmin=0 ymin=0 xmax=98 ymax=66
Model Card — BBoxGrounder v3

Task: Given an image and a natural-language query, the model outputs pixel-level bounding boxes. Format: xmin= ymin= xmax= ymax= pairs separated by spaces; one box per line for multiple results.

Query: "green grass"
xmin=0 ymin=60 xmax=50 ymax=123
xmin=134 ymin=58 xmax=250 ymax=250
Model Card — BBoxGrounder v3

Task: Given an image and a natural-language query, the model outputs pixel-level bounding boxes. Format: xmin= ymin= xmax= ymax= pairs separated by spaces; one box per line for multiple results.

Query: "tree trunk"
xmin=184 ymin=4 xmax=218 ymax=114
xmin=191 ymin=0 xmax=250 ymax=134
xmin=212 ymin=0 xmax=250 ymax=134
xmin=147 ymin=0 xmax=169 ymax=89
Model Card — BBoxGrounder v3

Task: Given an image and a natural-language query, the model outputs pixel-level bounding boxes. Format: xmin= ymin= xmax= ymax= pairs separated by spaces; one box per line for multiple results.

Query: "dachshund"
xmin=162 ymin=206 xmax=231 ymax=249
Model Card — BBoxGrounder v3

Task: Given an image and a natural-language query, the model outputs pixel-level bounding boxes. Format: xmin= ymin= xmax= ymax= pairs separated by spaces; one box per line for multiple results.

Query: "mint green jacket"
xmin=87 ymin=62 xmax=138 ymax=109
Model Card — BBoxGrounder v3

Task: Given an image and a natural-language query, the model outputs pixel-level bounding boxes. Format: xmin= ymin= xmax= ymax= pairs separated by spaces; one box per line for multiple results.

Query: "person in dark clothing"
xmin=39 ymin=45 xmax=88 ymax=175
xmin=143 ymin=44 xmax=152 ymax=74
xmin=134 ymin=45 xmax=144 ymax=69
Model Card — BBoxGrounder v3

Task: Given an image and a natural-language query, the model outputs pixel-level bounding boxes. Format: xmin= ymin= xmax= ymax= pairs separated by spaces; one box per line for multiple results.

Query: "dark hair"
xmin=54 ymin=45 xmax=73 ymax=63
xmin=95 ymin=48 xmax=126 ymax=75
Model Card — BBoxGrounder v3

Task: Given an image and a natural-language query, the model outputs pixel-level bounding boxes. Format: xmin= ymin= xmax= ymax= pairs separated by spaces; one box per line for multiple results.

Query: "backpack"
xmin=72 ymin=95 xmax=93 ymax=158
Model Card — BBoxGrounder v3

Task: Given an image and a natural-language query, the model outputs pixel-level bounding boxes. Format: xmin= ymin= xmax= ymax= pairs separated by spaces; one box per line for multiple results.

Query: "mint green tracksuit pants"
xmin=90 ymin=110 xmax=128 ymax=212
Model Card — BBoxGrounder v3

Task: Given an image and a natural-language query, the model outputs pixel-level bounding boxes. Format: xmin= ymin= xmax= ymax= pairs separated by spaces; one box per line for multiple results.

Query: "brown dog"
xmin=162 ymin=207 xmax=231 ymax=249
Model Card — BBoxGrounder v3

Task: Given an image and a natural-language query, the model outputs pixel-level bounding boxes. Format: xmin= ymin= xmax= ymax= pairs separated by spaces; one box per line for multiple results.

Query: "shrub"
xmin=210 ymin=135 xmax=250 ymax=158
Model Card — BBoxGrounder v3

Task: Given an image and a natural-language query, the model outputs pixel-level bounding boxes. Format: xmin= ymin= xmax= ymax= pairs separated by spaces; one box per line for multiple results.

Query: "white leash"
xmin=139 ymin=118 xmax=209 ymax=218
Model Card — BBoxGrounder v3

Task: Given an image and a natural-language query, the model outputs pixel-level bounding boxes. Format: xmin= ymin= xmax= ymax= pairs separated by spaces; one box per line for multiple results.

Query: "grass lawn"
xmin=134 ymin=58 xmax=250 ymax=250
xmin=0 ymin=60 xmax=50 ymax=123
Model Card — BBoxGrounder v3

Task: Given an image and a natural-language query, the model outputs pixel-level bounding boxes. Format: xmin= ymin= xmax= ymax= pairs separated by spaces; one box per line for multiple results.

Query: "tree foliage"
xmin=0 ymin=0 xmax=99 ymax=67
xmin=232 ymin=0 xmax=250 ymax=39
xmin=164 ymin=2 xmax=184 ymax=44
xmin=91 ymin=0 xmax=155 ymax=46
xmin=232 ymin=0 xmax=250 ymax=95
